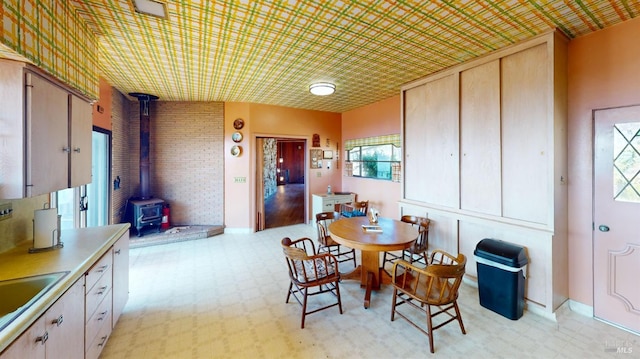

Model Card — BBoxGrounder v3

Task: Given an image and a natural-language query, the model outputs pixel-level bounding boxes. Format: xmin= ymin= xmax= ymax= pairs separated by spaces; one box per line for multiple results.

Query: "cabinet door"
xmin=501 ymin=44 xmax=548 ymax=224
xmin=403 ymin=85 xmax=428 ymax=202
xmin=112 ymin=232 xmax=130 ymax=327
xmin=0 ymin=317 xmax=45 ymax=359
xmin=460 ymin=60 xmax=501 ymax=215
xmin=70 ymin=95 xmax=92 ymax=187
xmin=421 ymin=74 xmax=460 ymax=207
xmin=26 ymin=72 xmax=69 ymax=196
xmin=45 ymin=278 xmax=84 ymax=359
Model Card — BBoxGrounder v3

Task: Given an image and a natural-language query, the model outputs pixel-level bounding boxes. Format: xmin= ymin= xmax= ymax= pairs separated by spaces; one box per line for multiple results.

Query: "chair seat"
xmin=294 ymin=258 xmax=337 ymax=282
xmin=340 ymin=210 xmax=366 ymax=218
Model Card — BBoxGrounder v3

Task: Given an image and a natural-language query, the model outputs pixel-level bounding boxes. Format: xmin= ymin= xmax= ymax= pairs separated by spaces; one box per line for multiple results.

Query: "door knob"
xmin=598 ymin=225 xmax=610 ymax=232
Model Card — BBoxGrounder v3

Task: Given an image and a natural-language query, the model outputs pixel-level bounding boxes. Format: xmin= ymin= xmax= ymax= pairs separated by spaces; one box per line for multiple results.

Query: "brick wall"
xmin=128 ymin=101 xmax=224 ymax=226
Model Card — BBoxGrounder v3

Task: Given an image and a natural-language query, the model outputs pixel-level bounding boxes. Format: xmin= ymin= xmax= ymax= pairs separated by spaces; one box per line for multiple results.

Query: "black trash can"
xmin=474 ymin=238 xmax=528 ymax=320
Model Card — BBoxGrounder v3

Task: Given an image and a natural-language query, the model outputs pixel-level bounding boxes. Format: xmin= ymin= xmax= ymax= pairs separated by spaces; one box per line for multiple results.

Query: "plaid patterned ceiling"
xmin=68 ymin=0 xmax=639 ymax=113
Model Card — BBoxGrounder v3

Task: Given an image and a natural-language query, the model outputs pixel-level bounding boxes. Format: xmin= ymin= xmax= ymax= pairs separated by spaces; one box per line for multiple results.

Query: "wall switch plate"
xmin=0 ymin=203 xmax=13 ymax=221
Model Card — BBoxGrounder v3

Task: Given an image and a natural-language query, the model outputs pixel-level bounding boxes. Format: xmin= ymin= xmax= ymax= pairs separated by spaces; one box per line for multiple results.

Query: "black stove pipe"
xmin=129 ymin=92 xmax=158 ymax=200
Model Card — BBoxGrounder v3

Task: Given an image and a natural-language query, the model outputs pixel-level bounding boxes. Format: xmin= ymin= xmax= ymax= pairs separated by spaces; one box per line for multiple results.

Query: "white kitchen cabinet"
xmin=312 ymin=193 xmax=356 ymax=221
xmin=0 ymin=59 xmax=92 ymax=199
xmin=0 ymin=278 xmax=85 ymax=359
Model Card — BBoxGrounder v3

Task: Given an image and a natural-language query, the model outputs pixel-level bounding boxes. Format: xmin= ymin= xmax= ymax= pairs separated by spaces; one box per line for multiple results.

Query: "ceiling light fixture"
xmin=309 ymin=82 xmax=336 ymax=96
xmin=132 ymin=0 xmax=168 ymax=19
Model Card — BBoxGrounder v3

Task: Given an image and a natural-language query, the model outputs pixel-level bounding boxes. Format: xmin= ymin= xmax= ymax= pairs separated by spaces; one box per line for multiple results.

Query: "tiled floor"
xmin=101 ymin=224 xmax=638 ymax=358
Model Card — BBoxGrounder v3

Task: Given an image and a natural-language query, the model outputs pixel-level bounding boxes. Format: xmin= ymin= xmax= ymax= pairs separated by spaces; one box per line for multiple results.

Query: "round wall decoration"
xmin=233 ymin=118 xmax=244 ymax=130
xmin=232 ymin=131 xmax=243 ymax=143
xmin=231 ymin=145 xmax=242 ymax=157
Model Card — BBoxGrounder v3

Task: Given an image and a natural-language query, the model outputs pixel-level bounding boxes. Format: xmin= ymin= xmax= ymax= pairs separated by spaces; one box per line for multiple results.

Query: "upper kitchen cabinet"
xmin=0 ymin=59 xmax=92 ymax=199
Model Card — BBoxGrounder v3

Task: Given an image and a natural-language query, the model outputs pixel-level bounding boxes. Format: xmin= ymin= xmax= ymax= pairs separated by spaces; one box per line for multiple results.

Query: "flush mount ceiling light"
xmin=132 ymin=0 xmax=168 ymax=19
xmin=309 ymin=82 xmax=336 ymax=96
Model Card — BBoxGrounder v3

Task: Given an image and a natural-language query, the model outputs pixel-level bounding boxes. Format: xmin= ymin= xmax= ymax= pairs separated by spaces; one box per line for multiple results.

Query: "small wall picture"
xmin=312 ymin=134 xmax=320 ymax=147
xmin=310 ymin=149 xmax=322 ymax=168
xmin=323 ymin=150 xmax=333 ymax=159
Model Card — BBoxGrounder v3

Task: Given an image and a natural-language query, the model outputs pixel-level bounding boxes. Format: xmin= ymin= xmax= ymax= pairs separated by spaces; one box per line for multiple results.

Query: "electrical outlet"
xmin=316 ymin=171 xmax=321 ymax=177
xmin=0 ymin=203 xmax=13 ymax=221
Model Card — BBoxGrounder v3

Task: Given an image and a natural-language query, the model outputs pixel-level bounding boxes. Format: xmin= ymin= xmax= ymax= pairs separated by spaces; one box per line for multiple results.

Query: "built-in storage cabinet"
xmin=1 ymin=278 xmax=85 ymax=359
xmin=0 ymin=59 xmax=92 ymax=199
xmin=400 ymin=31 xmax=568 ymax=316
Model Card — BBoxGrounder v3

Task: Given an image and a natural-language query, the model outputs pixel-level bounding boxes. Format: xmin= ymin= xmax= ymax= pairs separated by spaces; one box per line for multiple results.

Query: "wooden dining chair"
xmin=315 ymin=211 xmax=357 ymax=268
xmin=281 ymin=237 xmax=343 ymax=328
xmin=382 ymin=215 xmax=430 ymax=273
xmin=390 ymin=250 xmax=467 ymax=353
xmin=340 ymin=200 xmax=369 ymax=218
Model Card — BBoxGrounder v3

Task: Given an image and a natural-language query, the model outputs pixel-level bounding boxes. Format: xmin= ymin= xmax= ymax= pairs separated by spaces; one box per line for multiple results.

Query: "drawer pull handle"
xmin=97 ymin=286 xmax=108 ymax=295
xmin=98 ymin=335 xmax=108 ymax=347
xmin=51 ymin=315 xmax=64 ymax=327
xmin=98 ymin=310 xmax=109 ymax=321
xmin=96 ymin=265 xmax=109 ymax=273
xmin=115 ymin=249 xmax=121 ymax=255
xmin=36 ymin=331 xmax=49 ymax=345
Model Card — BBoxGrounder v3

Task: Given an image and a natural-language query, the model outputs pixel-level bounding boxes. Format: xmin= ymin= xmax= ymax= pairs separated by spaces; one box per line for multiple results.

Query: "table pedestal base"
xmin=339 ymin=251 xmax=393 ymax=308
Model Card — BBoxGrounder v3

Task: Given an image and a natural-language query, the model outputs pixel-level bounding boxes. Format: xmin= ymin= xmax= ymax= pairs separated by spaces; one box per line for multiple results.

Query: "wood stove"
xmin=126 ymin=198 xmax=164 ymax=236
xmin=125 ymin=92 xmax=165 ymax=237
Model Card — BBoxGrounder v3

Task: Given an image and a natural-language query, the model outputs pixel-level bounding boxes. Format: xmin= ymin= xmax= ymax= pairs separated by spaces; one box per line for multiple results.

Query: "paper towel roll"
xmin=34 ymin=208 xmax=59 ymax=249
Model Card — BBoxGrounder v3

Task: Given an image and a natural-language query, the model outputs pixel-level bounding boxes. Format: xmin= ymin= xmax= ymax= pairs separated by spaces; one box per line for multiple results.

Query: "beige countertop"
xmin=0 ymin=223 xmax=130 ymax=353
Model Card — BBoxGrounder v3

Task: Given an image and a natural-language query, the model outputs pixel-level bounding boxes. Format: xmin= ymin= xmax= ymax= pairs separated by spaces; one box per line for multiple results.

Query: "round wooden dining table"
xmin=328 ymin=216 xmax=418 ymax=308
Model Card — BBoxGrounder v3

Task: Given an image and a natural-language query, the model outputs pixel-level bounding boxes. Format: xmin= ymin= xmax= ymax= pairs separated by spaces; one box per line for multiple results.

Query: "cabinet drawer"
xmin=85 ymin=315 xmax=111 ymax=359
xmin=86 ymin=251 xmax=112 ymax=293
xmin=85 ymin=268 xmax=112 ymax=322
xmin=85 ymin=291 xmax=111 ymax=350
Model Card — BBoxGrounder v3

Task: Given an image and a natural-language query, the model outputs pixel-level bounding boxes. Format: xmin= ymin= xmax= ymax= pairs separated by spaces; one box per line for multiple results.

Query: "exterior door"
xmin=594 ymin=105 xmax=640 ymax=334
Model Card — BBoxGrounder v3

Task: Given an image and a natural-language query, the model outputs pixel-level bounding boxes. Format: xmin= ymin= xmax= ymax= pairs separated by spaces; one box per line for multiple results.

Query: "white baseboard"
xmin=568 ymin=299 xmax=594 ymax=317
xmin=222 ymin=227 xmax=253 ymax=234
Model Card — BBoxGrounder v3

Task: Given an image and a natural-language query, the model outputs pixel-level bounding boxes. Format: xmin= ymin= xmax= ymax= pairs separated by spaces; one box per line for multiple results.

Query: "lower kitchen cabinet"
xmin=1 ymin=278 xmax=85 ymax=359
xmin=85 ymin=250 xmax=113 ymax=359
xmin=112 ymin=231 xmax=129 ymax=327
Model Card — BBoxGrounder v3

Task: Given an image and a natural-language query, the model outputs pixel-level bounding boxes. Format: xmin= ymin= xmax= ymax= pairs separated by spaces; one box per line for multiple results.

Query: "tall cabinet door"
xmin=26 ymin=73 xmax=68 ymax=197
xmin=501 ymin=44 xmax=549 ymax=224
xmin=70 ymin=95 xmax=93 ymax=187
xmin=423 ymin=74 xmax=460 ymax=208
xmin=404 ymin=85 xmax=428 ymax=202
xmin=460 ymin=60 xmax=501 ymax=215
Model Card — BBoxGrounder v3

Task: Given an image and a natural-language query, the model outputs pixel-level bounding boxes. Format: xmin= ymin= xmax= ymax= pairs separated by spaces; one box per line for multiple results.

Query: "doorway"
xmin=593 ymin=105 xmax=640 ymax=334
xmin=256 ymin=137 xmax=306 ymax=230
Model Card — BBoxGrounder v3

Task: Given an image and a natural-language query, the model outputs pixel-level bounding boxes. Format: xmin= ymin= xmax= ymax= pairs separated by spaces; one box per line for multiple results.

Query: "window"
xmin=345 ymin=135 xmax=401 ymax=181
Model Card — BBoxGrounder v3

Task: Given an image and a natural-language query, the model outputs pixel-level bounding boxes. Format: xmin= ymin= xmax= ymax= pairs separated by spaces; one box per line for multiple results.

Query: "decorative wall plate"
xmin=231 ymin=145 xmax=242 ymax=157
xmin=232 ymin=131 xmax=243 ymax=143
xmin=233 ymin=118 xmax=244 ymax=130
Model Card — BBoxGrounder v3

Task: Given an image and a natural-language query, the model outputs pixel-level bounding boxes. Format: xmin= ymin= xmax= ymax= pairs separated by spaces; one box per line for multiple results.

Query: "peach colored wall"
xmin=93 ymin=77 xmax=112 ymax=130
xmin=224 ymin=102 xmax=341 ymax=230
xmin=342 ymin=95 xmax=401 ymax=219
xmin=567 ymin=17 xmax=640 ymax=306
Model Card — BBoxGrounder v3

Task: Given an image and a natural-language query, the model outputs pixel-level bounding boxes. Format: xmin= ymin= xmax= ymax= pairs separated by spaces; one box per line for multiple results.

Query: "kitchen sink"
xmin=0 ymin=271 xmax=69 ymax=331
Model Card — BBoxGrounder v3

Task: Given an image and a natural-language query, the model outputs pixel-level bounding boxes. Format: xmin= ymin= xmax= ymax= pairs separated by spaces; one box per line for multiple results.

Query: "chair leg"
xmin=390 ymin=289 xmax=398 ymax=321
xmin=335 ymin=280 xmax=344 ymax=314
xmin=425 ymin=304 xmax=435 ymax=354
xmin=453 ymin=301 xmax=466 ymax=334
xmin=286 ymin=282 xmax=293 ymax=303
xmin=301 ymin=287 xmax=308 ymax=329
